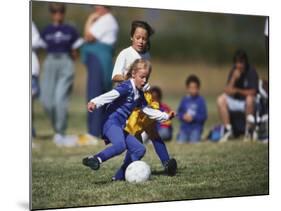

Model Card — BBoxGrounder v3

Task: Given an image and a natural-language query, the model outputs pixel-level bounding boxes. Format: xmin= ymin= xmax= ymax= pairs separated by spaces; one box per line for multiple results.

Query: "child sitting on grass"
xmin=150 ymin=86 xmax=173 ymax=141
xmin=82 ymin=59 xmax=175 ymax=173
xmin=177 ymin=75 xmax=207 ymax=143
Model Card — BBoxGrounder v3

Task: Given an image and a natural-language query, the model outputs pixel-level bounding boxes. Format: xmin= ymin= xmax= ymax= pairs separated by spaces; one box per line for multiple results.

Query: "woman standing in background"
xmin=81 ymin=5 xmax=119 ymax=139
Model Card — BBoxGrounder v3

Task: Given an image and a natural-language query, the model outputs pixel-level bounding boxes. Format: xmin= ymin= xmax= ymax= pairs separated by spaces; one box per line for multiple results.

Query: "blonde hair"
xmin=125 ymin=59 xmax=152 ymax=80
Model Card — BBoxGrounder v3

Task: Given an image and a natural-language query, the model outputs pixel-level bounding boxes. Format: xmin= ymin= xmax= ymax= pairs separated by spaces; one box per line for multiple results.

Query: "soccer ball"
xmin=125 ymin=161 xmax=151 ymax=183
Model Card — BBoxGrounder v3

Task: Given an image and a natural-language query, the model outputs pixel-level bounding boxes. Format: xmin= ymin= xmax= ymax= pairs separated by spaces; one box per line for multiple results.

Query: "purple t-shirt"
xmin=41 ymin=23 xmax=79 ymax=53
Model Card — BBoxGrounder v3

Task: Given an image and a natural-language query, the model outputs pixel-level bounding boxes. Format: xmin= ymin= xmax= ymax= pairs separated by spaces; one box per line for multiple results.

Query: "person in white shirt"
xmin=111 ymin=20 xmax=178 ymax=180
xmin=111 ymin=46 xmax=150 ymax=82
xmin=81 ymin=5 xmax=119 ymax=138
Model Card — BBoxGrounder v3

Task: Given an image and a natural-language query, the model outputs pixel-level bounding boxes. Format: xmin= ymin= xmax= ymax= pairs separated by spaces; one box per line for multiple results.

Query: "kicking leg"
xmin=144 ymin=122 xmax=169 ymax=163
xmin=146 ymin=123 xmax=177 ymax=176
xmin=82 ymin=124 xmax=126 ymax=170
xmin=151 ymin=137 xmax=170 ymax=164
xmin=112 ymin=133 xmax=146 ymax=180
xmin=112 ymin=151 xmax=132 ymax=181
xmin=125 ymin=133 xmax=146 ymax=161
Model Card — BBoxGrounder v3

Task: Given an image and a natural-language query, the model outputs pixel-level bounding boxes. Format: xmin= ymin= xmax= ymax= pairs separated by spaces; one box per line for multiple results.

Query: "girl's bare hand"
xmin=88 ymin=102 xmax=96 ymax=112
xmin=168 ymin=111 xmax=176 ymax=120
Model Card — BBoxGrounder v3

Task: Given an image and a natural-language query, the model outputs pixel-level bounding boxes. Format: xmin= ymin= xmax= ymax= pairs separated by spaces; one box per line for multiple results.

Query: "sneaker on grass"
xmin=53 ymin=133 xmax=64 ymax=146
xmin=164 ymin=158 xmax=177 ymax=176
xmin=219 ymin=125 xmax=233 ymax=143
xmin=82 ymin=155 xmax=101 ymax=170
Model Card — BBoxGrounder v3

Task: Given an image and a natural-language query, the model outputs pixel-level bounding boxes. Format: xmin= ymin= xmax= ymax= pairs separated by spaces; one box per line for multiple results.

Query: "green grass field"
xmin=32 ymin=61 xmax=268 ymax=210
xmin=32 ymin=139 xmax=268 ymax=210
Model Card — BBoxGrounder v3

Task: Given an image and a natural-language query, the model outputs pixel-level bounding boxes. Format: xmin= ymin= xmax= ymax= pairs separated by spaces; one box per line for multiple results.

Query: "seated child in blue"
xmin=177 ymin=75 xmax=207 ymax=143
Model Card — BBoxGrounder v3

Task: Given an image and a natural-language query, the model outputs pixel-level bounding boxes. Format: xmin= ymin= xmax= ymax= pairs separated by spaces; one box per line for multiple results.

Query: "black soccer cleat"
xmin=164 ymin=158 xmax=177 ymax=176
xmin=82 ymin=155 xmax=100 ymax=170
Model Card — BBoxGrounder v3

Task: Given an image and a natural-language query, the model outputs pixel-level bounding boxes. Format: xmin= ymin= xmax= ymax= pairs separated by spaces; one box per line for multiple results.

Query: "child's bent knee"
xmin=115 ymin=144 xmax=126 ymax=155
xmin=137 ymin=146 xmax=146 ymax=158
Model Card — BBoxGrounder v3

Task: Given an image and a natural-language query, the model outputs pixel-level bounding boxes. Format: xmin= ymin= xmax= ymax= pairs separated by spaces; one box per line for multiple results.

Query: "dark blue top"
xmin=177 ymin=95 xmax=207 ymax=132
xmin=227 ymin=65 xmax=259 ymax=100
xmin=104 ymin=80 xmax=147 ymax=128
xmin=41 ymin=23 xmax=79 ymax=53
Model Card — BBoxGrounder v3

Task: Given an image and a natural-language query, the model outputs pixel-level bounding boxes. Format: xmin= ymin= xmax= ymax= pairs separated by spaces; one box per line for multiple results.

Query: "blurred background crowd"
xmin=31 ymin=2 xmax=268 ymax=147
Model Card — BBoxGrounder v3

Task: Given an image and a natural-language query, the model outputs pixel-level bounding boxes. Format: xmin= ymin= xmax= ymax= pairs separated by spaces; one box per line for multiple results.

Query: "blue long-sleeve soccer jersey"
xmin=104 ymin=80 xmax=147 ymax=127
xmin=177 ymin=95 xmax=207 ymax=133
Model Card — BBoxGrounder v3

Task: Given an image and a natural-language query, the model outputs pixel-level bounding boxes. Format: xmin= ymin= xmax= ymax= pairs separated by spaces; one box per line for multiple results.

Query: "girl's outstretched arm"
xmin=88 ymin=90 xmax=120 ymax=112
xmin=142 ymin=107 xmax=176 ymax=122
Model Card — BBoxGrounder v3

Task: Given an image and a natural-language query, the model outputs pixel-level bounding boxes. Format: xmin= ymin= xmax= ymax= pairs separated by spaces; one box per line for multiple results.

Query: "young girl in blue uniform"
xmin=83 ymin=59 xmax=175 ymax=172
xmin=111 ymin=21 xmax=177 ymax=179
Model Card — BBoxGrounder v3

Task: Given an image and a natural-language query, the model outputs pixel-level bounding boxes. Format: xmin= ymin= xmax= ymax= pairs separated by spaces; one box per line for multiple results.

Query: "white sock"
xmin=97 ymin=156 xmax=102 ymax=164
xmin=225 ymin=124 xmax=232 ymax=131
xmin=246 ymin=114 xmax=255 ymax=123
xmin=141 ymin=132 xmax=149 ymax=142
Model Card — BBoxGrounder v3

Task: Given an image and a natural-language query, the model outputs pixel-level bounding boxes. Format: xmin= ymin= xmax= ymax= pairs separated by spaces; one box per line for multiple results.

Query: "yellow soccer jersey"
xmin=125 ymin=92 xmax=159 ymax=135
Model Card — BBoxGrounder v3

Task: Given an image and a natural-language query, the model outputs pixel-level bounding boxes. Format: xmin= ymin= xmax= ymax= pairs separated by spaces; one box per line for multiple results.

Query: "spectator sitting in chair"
xmin=217 ymin=49 xmax=259 ymax=142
